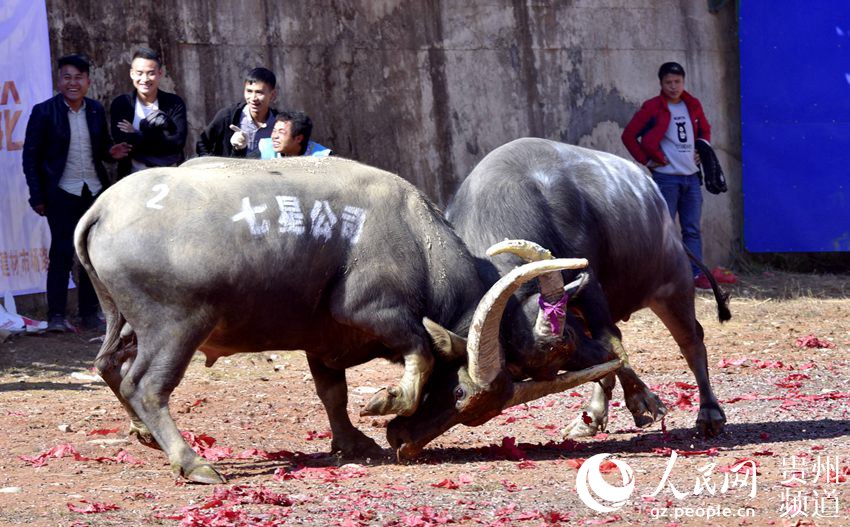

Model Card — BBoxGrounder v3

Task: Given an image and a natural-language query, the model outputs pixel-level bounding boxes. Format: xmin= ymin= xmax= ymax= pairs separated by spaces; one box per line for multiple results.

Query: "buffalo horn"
xmin=466 ymin=257 xmax=590 ymax=387
xmin=504 ymin=359 xmax=622 ymax=408
xmin=487 ymin=239 xmax=588 ymax=337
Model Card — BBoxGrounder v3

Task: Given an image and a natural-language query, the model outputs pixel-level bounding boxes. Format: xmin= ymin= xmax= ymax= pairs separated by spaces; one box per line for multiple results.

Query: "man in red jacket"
xmin=622 ymin=62 xmax=712 ymax=290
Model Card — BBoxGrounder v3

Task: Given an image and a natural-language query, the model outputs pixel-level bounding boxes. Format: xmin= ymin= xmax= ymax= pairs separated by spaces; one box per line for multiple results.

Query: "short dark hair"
xmin=245 ymin=67 xmax=276 ymax=89
xmin=57 ymin=54 xmax=91 ymax=75
xmin=132 ymin=47 xmax=162 ymax=69
xmin=276 ymin=110 xmax=313 ymax=146
xmin=658 ymin=61 xmax=685 ymax=80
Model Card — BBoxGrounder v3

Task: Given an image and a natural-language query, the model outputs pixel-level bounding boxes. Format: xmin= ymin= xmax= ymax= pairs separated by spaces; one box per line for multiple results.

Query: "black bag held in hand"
xmin=695 ymin=138 xmax=727 ymax=194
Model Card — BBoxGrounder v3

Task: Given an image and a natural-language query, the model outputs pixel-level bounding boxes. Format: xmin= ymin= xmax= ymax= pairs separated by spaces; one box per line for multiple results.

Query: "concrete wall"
xmin=46 ymin=0 xmax=741 ymax=266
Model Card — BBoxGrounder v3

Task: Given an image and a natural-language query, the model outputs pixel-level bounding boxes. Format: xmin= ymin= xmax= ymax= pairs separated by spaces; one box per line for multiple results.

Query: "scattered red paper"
xmin=500 ymin=479 xmax=520 ymax=492
xmin=481 ymin=437 xmax=526 ymax=460
xmin=431 ymin=478 xmax=460 ymax=489
xmin=67 ymin=500 xmax=120 ymax=514
xmin=795 ymin=334 xmax=836 ymax=349
xmin=517 ymin=459 xmax=537 ymax=469
xmin=273 ymin=464 xmax=367 ymax=483
xmin=305 ymin=430 xmax=332 ymax=440
xmin=565 ymin=458 xmax=585 ymax=469
xmin=719 ymin=458 xmax=760 ymax=476
xmin=86 ymin=427 xmax=120 ymax=436
xmin=156 ymin=485 xmax=291 ymax=526
xmin=19 ymin=443 xmax=142 ymax=467
xmin=401 ymin=506 xmax=454 ymax=526
xmin=717 ymin=357 xmax=748 ymax=368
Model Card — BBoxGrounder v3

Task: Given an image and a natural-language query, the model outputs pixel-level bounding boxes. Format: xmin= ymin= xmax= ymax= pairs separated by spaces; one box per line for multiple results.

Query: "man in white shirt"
xmin=22 ymin=54 xmax=131 ymax=332
xmin=622 ymin=62 xmax=713 ymax=289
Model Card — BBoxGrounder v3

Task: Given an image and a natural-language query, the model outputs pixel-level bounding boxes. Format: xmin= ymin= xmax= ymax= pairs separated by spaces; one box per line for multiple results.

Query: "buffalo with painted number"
xmin=388 ymin=138 xmax=731 ymax=459
xmin=74 ymin=156 xmax=620 ymax=483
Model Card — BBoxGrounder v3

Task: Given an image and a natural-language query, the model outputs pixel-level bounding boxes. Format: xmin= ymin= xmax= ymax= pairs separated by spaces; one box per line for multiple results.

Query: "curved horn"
xmin=504 ymin=359 xmax=622 ymax=408
xmin=487 ymin=239 xmax=588 ymax=337
xmin=467 ymin=257 xmax=589 ymax=387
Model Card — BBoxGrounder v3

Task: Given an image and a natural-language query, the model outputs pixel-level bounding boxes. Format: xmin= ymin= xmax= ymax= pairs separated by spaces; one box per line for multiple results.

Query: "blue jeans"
xmin=652 ymin=171 xmax=703 ymax=277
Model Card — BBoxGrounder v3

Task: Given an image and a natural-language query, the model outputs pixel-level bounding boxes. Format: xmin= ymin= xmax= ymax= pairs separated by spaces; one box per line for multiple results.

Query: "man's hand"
xmin=646 ymin=160 xmax=664 ymax=169
xmin=229 ymin=125 xmax=247 ymax=150
xmin=110 ymin=142 xmax=132 ymax=160
xmin=117 ymin=119 xmax=137 ymax=134
xmin=694 ymin=151 xmax=701 ymax=165
xmin=32 ymin=204 xmax=46 ymax=216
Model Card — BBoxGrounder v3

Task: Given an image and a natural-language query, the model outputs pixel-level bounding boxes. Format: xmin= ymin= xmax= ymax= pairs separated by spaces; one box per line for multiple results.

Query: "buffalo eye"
xmin=454 ymin=385 xmax=466 ymax=400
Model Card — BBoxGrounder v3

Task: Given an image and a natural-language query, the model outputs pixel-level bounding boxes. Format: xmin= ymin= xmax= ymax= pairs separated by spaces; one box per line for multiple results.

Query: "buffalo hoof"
xmin=625 ymin=387 xmax=667 ymax=428
xmin=129 ymin=422 xmax=161 ymax=450
xmin=179 ymin=461 xmax=227 ymax=485
xmin=360 ymin=386 xmax=415 ymax=417
xmin=563 ymin=411 xmax=606 ymax=438
xmin=331 ymin=431 xmax=384 ymax=459
xmin=696 ymin=404 xmax=726 ymax=437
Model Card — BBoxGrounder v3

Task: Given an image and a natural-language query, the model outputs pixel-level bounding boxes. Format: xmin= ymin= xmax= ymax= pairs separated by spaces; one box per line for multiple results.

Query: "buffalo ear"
xmin=423 ymin=317 xmax=467 ymax=362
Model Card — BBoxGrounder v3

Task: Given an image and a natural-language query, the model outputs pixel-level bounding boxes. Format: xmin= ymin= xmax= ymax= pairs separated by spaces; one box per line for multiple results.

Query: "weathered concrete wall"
xmin=45 ymin=0 xmax=741 ymax=266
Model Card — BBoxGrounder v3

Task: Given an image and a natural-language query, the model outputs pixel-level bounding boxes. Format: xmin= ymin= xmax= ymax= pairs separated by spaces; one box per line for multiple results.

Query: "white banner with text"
xmin=0 ymin=0 xmax=52 ymax=297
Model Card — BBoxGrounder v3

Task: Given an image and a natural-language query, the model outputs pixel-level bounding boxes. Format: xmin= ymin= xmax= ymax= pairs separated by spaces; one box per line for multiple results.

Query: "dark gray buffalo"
xmin=73 ymin=156 xmax=621 ymax=483
xmin=388 ymin=138 xmax=731 ymax=458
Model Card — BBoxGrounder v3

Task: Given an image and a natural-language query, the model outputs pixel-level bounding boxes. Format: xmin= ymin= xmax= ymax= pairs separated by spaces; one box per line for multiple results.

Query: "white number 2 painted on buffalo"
xmin=146 ymin=184 xmax=169 ymax=210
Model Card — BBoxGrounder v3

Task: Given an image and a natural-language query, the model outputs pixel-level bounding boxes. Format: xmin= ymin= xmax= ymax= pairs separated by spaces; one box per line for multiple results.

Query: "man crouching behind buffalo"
xmin=23 ymin=54 xmax=131 ymax=333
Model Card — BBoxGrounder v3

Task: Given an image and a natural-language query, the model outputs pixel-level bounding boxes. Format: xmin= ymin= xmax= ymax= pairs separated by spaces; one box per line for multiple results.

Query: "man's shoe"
xmin=47 ymin=315 xmax=69 ymax=333
xmin=81 ymin=314 xmax=106 ymax=333
xmin=694 ymin=274 xmax=712 ymax=290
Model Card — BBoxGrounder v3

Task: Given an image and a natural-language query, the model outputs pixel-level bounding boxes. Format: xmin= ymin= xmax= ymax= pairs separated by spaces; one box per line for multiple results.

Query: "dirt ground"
xmin=1 ymin=270 xmax=849 ymax=527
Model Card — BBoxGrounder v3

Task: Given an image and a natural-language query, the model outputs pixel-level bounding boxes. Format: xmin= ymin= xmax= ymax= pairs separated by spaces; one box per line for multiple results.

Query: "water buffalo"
xmin=388 ymin=138 xmax=730 ymax=458
xmin=74 ymin=156 xmax=619 ymax=483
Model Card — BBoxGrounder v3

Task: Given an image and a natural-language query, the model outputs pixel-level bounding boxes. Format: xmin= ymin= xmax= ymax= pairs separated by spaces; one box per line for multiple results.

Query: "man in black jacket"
xmin=195 ymin=67 xmax=278 ymax=157
xmin=22 ymin=54 xmax=131 ymax=332
xmin=110 ymin=47 xmax=187 ymax=178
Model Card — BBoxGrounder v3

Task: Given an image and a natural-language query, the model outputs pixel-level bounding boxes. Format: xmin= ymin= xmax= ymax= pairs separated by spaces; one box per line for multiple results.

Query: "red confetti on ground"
xmin=795 ymin=334 xmax=836 ymax=348
xmin=86 ymin=427 xmax=120 ymax=436
xmin=19 ymin=443 xmax=142 ymax=467
xmin=517 ymin=459 xmax=537 ymax=469
xmin=273 ymin=463 xmax=367 ymax=483
xmin=431 ymin=478 xmax=460 ymax=489
xmin=67 ymin=500 xmax=120 ymax=513
xmin=305 ymin=430 xmax=332 ymax=440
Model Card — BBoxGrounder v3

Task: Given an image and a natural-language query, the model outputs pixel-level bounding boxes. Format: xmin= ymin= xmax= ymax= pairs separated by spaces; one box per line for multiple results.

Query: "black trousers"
xmin=45 ymin=186 xmax=98 ymax=318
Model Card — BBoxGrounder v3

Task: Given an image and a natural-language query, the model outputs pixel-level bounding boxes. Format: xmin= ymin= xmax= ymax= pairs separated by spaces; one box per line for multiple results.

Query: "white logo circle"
xmin=575 ymin=453 xmax=636 ymax=513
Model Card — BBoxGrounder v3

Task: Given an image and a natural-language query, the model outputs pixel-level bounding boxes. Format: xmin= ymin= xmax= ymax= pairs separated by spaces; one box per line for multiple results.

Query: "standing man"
xmin=257 ymin=110 xmax=333 ymax=159
xmin=22 ymin=54 xmax=131 ymax=332
xmin=196 ymin=67 xmax=278 ymax=157
xmin=622 ymin=61 xmax=713 ymax=289
xmin=110 ymin=47 xmax=187 ymax=178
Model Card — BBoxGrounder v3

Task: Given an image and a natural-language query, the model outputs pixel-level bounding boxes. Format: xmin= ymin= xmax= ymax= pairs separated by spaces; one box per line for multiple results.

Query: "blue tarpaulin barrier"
xmin=740 ymin=3 xmax=850 ymax=252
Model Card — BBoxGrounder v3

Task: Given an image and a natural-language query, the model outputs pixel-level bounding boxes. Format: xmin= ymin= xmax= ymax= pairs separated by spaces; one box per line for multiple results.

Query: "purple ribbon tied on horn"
xmin=537 ymin=292 xmax=570 ymax=334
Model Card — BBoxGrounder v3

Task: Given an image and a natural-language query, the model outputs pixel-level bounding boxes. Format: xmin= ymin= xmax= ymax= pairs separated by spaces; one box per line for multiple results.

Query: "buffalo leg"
xmin=566 ymin=285 xmax=666 ymax=435
xmin=563 ymin=373 xmax=614 ymax=437
xmin=361 ymin=348 xmax=434 ymax=416
xmin=307 ymin=356 xmax=383 ymax=457
xmin=95 ymin=340 xmax=159 ymax=449
xmin=120 ymin=322 xmax=223 ymax=484
xmin=607 ymin=333 xmax=668 ymax=428
xmin=650 ymin=299 xmax=726 ymax=436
